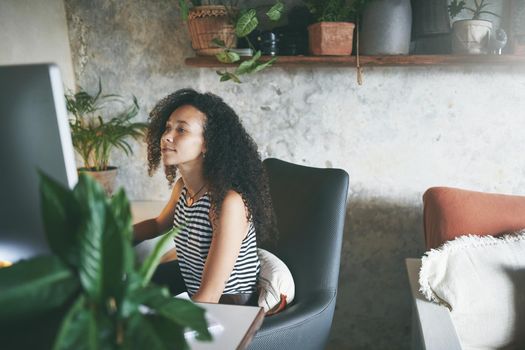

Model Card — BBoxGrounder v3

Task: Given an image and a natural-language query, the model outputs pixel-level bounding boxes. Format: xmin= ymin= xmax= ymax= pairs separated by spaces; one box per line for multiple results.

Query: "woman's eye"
xmin=176 ymin=127 xmax=185 ymax=133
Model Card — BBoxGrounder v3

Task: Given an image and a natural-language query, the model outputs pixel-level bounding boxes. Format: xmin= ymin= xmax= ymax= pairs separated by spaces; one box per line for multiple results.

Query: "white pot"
xmin=452 ymin=19 xmax=493 ymax=54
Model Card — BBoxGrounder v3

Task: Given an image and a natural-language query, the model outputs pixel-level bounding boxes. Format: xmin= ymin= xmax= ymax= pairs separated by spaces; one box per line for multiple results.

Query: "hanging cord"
xmin=356 ymin=18 xmax=363 ymax=85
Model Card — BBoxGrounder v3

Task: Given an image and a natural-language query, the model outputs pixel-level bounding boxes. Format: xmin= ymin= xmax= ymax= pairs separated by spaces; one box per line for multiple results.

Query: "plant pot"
xmin=451 ymin=19 xmax=493 ymax=54
xmin=188 ymin=5 xmax=237 ymax=56
xmin=307 ymin=22 xmax=355 ymax=56
xmin=360 ymin=0 xmax=412 ymax=55
xmin=78 ymin=166 xmax=118 ymax=195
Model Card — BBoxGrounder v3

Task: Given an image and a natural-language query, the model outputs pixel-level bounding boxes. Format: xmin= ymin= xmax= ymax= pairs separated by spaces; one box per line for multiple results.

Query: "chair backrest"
xmin=423 ymin=187 xmax=525 ymax=250
xmin=261 ymin=158 xmax=349 ymax=299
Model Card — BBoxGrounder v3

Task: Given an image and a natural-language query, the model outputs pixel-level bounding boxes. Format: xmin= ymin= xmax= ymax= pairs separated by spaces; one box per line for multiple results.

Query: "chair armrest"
xmin=406 ymin=258 xmax=462 ymax=350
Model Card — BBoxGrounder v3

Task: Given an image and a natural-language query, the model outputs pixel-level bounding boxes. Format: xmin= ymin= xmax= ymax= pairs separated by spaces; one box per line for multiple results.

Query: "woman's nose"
xmin=163 ymin=130 xmax=174 ymax=143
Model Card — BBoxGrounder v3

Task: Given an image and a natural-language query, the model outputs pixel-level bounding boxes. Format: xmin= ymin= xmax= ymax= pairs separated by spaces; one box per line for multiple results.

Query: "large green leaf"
xmin=52 ymin=296 xmax=98 ymax=350
xmin=0 ymin=255 xmax=78 ymax=323
xmin=235 ymin=9 xmax=258 ymax=37
xmin=216 ymin=70 xmax=241 ymax=83
xmin=266 ymin=1 xmax=284 ymax=21
xmin=139 ymin=225 xmax=182 ymax=286
xmin=125 ymin=313 xmax=186 ymax=350
xmin=74 ymin=173 xmax=108 ymax=302
xmin=39 ymin=171 xmax=82 ymax=267
xmin=216 ymin=50 xmax=240 ymax=64
xmin=145 ymin=293 xmax=211 ymax=341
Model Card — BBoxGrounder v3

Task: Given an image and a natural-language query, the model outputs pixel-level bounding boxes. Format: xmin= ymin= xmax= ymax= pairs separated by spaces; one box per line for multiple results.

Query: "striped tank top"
xmin=173 ymin=187 xmax=260 ymax=295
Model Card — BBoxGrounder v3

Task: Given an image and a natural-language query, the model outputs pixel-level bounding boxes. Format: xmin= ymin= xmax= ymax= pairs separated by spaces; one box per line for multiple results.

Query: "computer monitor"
xmin=0 ymin=63 xmax=78 ymax=263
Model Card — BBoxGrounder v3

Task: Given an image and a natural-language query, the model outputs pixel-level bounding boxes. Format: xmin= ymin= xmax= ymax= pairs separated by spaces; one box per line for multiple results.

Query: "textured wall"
xmin=64 ymin=1 xmax=525 ymax=348
xmin=0 ymin=0 xmax=75 ymax=89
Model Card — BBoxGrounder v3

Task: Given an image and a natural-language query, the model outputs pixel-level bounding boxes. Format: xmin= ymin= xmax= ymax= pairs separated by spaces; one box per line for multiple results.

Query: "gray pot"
xmin=360 ymin=0 xmax=412 ymax=55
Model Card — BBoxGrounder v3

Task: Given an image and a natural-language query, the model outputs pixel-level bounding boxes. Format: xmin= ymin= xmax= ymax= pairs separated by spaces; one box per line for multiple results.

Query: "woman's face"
xmin=160 ymin=105 xmax=207 ymax=167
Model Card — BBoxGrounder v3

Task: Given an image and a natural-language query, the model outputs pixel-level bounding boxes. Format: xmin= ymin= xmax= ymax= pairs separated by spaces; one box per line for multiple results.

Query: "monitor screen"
xmin=0 ymin=64 xmax=78 ymax=263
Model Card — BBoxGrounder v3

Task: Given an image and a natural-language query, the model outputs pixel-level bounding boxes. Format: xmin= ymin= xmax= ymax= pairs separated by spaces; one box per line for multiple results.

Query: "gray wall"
xmin=0 ymin=0 xmax=75 ymax=89
xmin=62 ymin=1 xmax=525 ymax=348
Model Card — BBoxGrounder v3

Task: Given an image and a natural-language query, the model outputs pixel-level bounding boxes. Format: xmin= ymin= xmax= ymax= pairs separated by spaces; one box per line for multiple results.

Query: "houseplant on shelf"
xmin=178 ymin=0 xmax=240 ymax=56
xmin=304 ymin=0 xmax=356 ymax=55
xmin=448 ymin=0 xmax=500 ymax=54
xmin=0 ymin=172 xmax=210 ymax=349
xmin=179 ymin=0 xmax=285 ymax=83
xmin=65 ymin=81 xmax=147 ymax=195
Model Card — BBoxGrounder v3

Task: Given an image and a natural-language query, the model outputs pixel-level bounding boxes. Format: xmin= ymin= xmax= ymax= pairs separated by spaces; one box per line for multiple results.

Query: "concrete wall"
xmin=0 ymin=0 xmax=76 ymax=89
xmin=63 ymin=1 xmax=525 ymax=349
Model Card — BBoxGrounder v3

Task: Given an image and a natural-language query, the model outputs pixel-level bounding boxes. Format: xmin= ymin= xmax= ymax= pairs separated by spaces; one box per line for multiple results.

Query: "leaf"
xmin=215 ymin=50 xmax=240 ymax=64
xmin=216 ymin=71 xmax=242 ymax=83
xmin=125 ymin=313 xmax=186 ymax=350
xmin=211 ymin=38 xmax=226 ymax=48
xmin=448 ymin=0 xmax=466 ymax=18
xmin=252 ymin=56 xmax=277 ymax=73
xmin=39 ymin=171 xmax=82 ymax=267
xmin=266 ymin=1 xmax=284 ymax=21
xmin=145 ymin=294 xmax=211 ymax=341
xmin=178 ymin=0 xmax=190 ymax=21
xmin=74 ymin=173 xmax=108 ymax=302
xmin=139 ymin=225 xmax=183 ymax=286
xmin=52 ymin=296 xmax=97 ymax=350
xmin=0 ymin=256 xmax=79 ymax=323
xmin=235 ymin=9 xmax=258 ymax=37
xmin=235 ymin=51 xmax=262 ymax=75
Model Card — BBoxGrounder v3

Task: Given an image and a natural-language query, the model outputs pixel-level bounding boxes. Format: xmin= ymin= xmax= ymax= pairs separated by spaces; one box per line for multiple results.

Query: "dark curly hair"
xmin=146 ymin=88 xmax=275 ymax=242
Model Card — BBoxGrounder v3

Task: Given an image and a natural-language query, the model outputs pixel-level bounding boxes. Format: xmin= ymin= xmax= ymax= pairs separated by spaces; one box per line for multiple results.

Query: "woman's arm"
xmin=133 ymin=178 xmax=184 ymax=244
xmin=191 ymin=190 xmax=249 ymax=303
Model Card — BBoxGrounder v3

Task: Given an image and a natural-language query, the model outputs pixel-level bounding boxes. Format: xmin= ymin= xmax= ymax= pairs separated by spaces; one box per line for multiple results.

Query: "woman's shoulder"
xmin=168 ymin=177 xmax=185 ymax=205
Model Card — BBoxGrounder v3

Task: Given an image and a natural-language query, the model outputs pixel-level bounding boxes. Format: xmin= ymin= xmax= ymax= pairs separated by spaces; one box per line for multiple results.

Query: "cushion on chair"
xmin=257 ymin=248 xmax=295 ymax=315
xmin=423 ymin=187 xmax=525 ymax=250
xmin=419 ymin=231 xmax=525 ymax=349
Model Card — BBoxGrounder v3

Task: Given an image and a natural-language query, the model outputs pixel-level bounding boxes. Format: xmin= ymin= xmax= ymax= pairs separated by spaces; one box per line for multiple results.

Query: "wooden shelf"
xmin=185 ymin=54 xmax=525 ymax=68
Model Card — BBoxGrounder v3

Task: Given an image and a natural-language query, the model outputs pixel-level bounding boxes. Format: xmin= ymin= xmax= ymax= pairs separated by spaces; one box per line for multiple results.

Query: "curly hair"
xmin=146 ymin=88 xmax=276 ymax=242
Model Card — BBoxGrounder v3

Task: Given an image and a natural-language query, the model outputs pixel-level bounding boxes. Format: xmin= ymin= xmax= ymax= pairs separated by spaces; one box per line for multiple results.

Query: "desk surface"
xmin=189 ymin=302 xmax=264 ymax=350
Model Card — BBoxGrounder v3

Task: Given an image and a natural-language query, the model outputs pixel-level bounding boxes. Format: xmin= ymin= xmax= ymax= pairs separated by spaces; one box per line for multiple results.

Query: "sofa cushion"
xmin=257 ymin=248 xmax=295 ymax=315
xmin=423 ymin=187 xmax=525 ymax=250
xmin=419 ymin=231 xmax=525 ymax=349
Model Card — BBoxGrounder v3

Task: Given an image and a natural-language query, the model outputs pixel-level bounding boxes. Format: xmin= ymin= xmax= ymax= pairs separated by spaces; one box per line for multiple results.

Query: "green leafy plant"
xmin=0 ymin=172 xmax=210 ymax=349
xmin=65 ymin=81 xmax=147 ymax=171
xmin=304 ymin=0 xmax=354 ymax=22
xmin=448 ymin=0 xmax=500 ymax=20
xmin=179 ymin=0 xmax=285 ymax=83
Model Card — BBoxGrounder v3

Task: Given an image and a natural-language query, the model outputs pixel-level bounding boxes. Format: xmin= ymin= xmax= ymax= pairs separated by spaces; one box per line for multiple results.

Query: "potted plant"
xmin=178 ymin=1 xmax=239 ymax=56
xmin=448 ymin=0 xmax=500 ymax=54
xmin=179 ymin=0 xmax=285 ymax=83
xmin=304 ymin=0 xmax=356 ymax=55
xmin=0 ymin=172 xmax=210 ymax=349
xmin=65 ymin=81 xmax=147 ymax=195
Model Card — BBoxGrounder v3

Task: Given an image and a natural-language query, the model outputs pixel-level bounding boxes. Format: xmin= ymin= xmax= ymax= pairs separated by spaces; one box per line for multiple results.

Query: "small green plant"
xmin=179 ymin=0 xmax=285 ymax=83
xmin=0 ymin=172 xmax=210 ymax=349
xmin=448 ymin=0 xmax=500 ymax=20
xmin=304 ymin=0 xmax=354 ymax=22
xmin=65 ymin=81 xmax=147 ymax=171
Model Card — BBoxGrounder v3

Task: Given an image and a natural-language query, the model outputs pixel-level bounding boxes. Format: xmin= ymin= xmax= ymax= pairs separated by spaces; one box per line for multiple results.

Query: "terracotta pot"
xmin=78 ymin=166 xmax=118 ymax=196
xmin=188 ymin=5 xmax=237 ymax=56
xmin=307 ymin=22 xmax=355 ymax=56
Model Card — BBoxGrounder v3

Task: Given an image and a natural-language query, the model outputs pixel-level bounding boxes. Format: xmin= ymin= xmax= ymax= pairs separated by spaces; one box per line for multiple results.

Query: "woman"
xmin=134 ymin=89 xmax=274 ymax=305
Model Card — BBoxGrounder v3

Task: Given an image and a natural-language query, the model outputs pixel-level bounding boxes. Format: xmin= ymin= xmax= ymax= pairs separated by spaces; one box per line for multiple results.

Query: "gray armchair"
xmin=248 ymin=158 xmax=349 ymax=350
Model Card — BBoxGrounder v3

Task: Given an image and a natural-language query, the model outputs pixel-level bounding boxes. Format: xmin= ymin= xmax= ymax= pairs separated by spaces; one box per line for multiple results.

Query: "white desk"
xmin=406 ymin=258 xmax=462 ymax=350
xmin=190 ymin=303 xmax=264 ymax=350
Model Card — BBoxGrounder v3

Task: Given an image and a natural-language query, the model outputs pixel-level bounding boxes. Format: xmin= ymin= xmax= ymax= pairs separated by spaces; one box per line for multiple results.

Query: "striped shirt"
xmin=173 ymin=187 xmax=260 ymax=295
